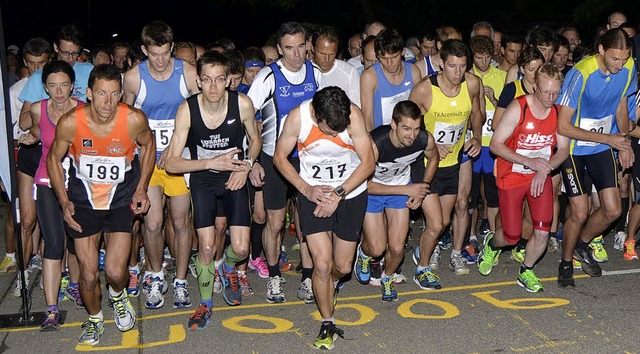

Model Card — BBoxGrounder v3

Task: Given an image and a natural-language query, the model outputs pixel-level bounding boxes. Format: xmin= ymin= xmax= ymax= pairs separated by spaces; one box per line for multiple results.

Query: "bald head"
xmin=607 ymin=11 xmax=627 ymax=29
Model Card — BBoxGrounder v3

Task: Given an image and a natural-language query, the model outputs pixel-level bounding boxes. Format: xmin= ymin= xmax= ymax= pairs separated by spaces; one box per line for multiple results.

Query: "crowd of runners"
xmin=1 ymin=11 xmax=640 ymax=350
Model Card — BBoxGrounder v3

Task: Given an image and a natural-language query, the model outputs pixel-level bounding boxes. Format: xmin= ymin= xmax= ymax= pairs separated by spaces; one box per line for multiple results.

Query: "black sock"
xmin=549 ymin=232 xmax=557 ymax=240
xmin=520 ymin=264 xmax=532 ymax=274
xmin=250 ymin=222 xmax=265 ymax=259
xmin=559 ymin=259 xmax=572 ymax=269
xmin=301 ymin=267 xmax=313 ymax=282
xmin=268 ymin=264 xmax=281 ymax=278
xmin=516 ymin=238 xmax=528 ymax=250
xmin=577 ymin=239 xmax=590 ymax=251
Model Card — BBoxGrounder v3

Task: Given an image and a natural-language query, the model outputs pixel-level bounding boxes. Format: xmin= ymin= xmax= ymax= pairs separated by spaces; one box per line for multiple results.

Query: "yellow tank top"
xmin=424 ymin=75 xmax=472 ymax=167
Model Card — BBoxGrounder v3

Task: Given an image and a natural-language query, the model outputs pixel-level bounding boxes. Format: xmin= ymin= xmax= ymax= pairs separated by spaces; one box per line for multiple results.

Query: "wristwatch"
xmin=244 ymin=156 xmax=254 ymax=168
xmin=334 ymin=185 xmax=346 ymax=198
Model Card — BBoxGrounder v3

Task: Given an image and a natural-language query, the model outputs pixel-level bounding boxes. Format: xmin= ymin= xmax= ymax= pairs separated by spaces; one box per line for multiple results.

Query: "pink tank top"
xmin=34 ymin=100 xmax=80 ymax=187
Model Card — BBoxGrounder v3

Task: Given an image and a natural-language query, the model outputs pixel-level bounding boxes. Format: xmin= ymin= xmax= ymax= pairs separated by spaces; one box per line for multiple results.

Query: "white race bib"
xmin=434 ymin=120 xmax=466 ymax=145
xmin=576 ymin=115 xmax=612 ymax=147
xmin=380 ymin=90 xmax=410 ymax=126
xmin=375 ymin=161 xmax=410 ymax=184
xmin=149 ymin=120 xmax=175 ymax=151
xmin=304 ymin=155 xmax=350 ymax=184
xmin=512 ymin=146 xmax=552 ymax=174
xmin=78 ymin=155 xmax=126 ymax=184
xmin=196 ymin=146 xmax=238 ymax=173
xmin=482 ymin=110 xmax=495 ymax=138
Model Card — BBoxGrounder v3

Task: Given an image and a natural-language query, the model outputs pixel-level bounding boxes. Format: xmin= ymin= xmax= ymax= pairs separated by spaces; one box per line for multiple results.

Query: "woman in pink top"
xmin=20 ymin=60 xmax=82 ymax=331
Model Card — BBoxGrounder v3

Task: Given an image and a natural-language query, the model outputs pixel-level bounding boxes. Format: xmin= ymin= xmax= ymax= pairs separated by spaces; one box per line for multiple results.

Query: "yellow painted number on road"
xmin=311 ymin=304 xmax=379 ymax=326
xmin=473 ymin=290 xmax=570 ymax=309
xmin=75 ymin=324 xmax=186 ymax=351
xmin=397 ymin=299 xmax=460 ymax=319
xmin=222 ymin=314 xmax=293 ymax=334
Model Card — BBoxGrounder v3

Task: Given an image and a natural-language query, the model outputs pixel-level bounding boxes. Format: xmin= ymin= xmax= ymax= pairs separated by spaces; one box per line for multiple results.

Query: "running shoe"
xmin=238 ymin=271 xmax=254 ymax=296
xmin=218 ymin=263 xmax=242 ymax=306
xmin=589 ymin=235 xmax=608 ymax=263
xmin=79 ymin=318 xmax=104 ymax=346
xmin=0 ymin=256 xmax=16 ymax=274
xmin=429 ymin=247 xmax=441 ymax=270
xmin=393 ymin=267 xmax=407 ymax=284
xmin=109 ymin=289 xmax=136 ymax=331
xmin=469 ymin=239 xmax=481 ymax=254
xmin=548 ymin=237 xmax=559 ymax=253
xmin=478 ymin=232 xmax=501 ymax=276
xmin=188 ymin=304 xmax=212 ymax=331
xmin=142 ymin=273 xmax=152 ymax=294
xmin=558 ymin=262 xmax=575 ymax=287
xmin=614 ymin=231 xmax=626 ymax=251
xmin=297 ymin=278 xmax=314 ymax=304
xmin=412 ymin=246 xmax=421 ymax=265
xmin=624 ymin=240 xmax=638 ymax=260
xmin=438 ymin=228 xmax=452 ymax=250
xmin=313 ymin=321 xmax=345 ymax=350
xmin=64 ymin=284 xmax=84 ymax=308
xmin=12 ymin=272 xmax=28 ymax=297
xmin=511 ymin=247 xmax=525 ymax=264
xmin=59 ymin=273 xmax=69 ymax=301
xmin=462 ymin=245 xmax=478 ymax=264
xmin=127 ymin=269 xmax=140 ymax=298
xmin=173 ymin=281 xmax=192 ymax=308
xmin=213 ymin=268 xmax=223 ymax=294
xmin=449 ymin=253 xmax=470 ymax=275
xmin=354 ymin=244 xmax=372 ymax=284
xmin=29 ymin=254 xmax=42 ymax=271
xmin=572 ymin=255 xmax=582 ymax=269
xmin=279 ymin=250 xmax=294 ymax=271
xmin=413 ymin=266 xmax=441 ymax=290
xmin=266 ymin=276 xmax=285 ymax=303
xmin=574 ymin=247 xmax=602 ymax=277
xmin=369 ymin=259 xmax=382 ymax=287
xmin=98 ymin=250 xmax=105 ymax=271
xmin=188 ymin=253 xmax=197 ymax=278
xmin=248 ymin=256 xmax=269 ymax=279
xmin=40 ymin=310 xmax=60 ymax=332
xmin=145 ymin=276 xmax=168 ymax=309
xmin=380 ymin=275 xmax=398 ymax=302
xmin=517 ymin=269 xmax=544 ymax=293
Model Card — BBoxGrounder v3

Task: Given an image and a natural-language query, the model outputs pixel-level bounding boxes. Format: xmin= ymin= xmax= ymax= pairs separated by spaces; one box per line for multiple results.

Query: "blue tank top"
xmin=372 ymin=61 xmax=414 ymax=128
xmin=424 ymin=56 xmax=439 ymax=76
xmin=134 ymin=58 xmax=190 ymax=158
xmin=261 ymin=59 xmax=318 ymax=156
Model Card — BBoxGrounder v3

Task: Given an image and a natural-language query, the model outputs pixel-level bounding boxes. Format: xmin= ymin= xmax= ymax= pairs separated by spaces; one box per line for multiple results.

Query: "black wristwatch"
xmin=334 ymin=185 xmax=346 ymax=198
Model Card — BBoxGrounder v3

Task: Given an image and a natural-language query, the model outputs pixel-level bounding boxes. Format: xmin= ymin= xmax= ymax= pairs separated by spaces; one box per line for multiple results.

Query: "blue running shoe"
xmin=354 ymin=244 xmax=372 ymax=284
xmin=413 ymin=267 xmax=442 ymax=290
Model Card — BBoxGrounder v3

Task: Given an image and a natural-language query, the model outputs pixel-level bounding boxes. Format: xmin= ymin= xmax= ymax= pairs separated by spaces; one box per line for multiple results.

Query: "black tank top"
xmin=370 ymin=125 xmax=429 ymax=185
xmin=185 ymin=91 xmax=245 ymax=188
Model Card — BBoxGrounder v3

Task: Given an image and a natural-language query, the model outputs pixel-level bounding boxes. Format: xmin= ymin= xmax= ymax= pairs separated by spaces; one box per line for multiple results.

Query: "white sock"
xmin=6 ymin=252 xmax=15 ymax=260
xmin=89 ymin=310 xmax=104 ymax=321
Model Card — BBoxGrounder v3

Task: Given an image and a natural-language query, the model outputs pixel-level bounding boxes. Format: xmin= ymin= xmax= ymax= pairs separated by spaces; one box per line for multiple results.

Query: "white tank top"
xmin=297 ymin=100 xmax=366 ymax=199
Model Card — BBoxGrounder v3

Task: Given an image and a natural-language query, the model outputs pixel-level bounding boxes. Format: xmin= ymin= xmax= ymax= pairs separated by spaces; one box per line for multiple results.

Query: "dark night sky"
xmin=2 ymin=1 xmax=639 ymax=53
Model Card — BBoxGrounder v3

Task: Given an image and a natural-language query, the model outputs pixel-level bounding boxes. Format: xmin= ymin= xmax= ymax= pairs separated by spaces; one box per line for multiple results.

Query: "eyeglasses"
xmin=539 ymin=90 xmax=561 ymax=97
xmin=200 ymin=76 xmax=227 ymax=85
xmin=59 ymin=50 xmax=82 ymax=58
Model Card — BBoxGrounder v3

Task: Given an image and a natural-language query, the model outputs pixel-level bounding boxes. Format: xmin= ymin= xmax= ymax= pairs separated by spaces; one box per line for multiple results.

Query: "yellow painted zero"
xmin=473 ymin=290 xmax=570 ymax=309
xmin=222 ymin=314 xmax=294 ymax=334
xmin=311 ymin=304 xmax=379 ymax=326
xmin=397 ymin=298 xmax=460 ymax=319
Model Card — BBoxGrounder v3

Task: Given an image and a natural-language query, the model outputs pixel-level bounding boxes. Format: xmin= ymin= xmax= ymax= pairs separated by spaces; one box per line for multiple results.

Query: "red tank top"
xmin=496 ymin=95 xmax=558 ymax=190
